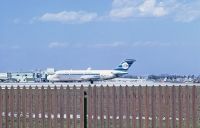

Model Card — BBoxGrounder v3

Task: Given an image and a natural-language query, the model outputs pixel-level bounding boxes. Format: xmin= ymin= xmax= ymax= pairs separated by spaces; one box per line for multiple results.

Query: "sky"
xmin=0 ymin=0 xmax=200 ymax=75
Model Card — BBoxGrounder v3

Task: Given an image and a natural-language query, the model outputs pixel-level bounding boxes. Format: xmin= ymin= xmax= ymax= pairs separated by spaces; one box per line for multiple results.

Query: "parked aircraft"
xmin=47 ymin=59 xmax=136 ymax=84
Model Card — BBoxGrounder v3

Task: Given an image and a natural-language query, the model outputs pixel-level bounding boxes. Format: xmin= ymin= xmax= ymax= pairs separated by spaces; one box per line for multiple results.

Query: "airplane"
xmin=47 ymin=59 xmax=136 ymax=84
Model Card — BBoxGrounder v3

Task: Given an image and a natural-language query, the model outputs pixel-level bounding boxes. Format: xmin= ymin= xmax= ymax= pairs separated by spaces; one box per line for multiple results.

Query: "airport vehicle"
xmin=0 ymin=73 xmax=8 ymax=82
xmin=0 ymin=73 xmax=17 ymax=82
xmin=47 ymin=59 xmax=135 ymax=84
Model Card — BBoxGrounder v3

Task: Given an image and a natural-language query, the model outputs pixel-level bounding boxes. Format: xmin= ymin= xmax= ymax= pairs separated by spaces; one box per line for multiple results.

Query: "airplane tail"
xmin=114 ymin=59 xmax=136 ymax=71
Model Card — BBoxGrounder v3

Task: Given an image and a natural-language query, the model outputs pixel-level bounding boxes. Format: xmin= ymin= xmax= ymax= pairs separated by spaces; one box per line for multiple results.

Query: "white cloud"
xmin=48 ymin=42 xmax=127 ymax=49
xmin=174 ymin=1 xmax=200 ymax=22
xmin=38 ymin=11 xmax=98 ymax=23
xmin=91 ymin=41 xmax=173 ymax=48
xmin=32 ymin=1 xmax=200 ymax=24
xmin=112 ymin=0 xmax=136 ymax=8
xmin=47 ymin=41 xmax=182 ymax=49
xmin=109 ymin=0 xmax=200 ymax=22
xmin=32 ymin=0 xmax=200 ymax=23
xmin=110 ymin=0 xmax=168 ymax=19
xmin=109 ymin=0 xmax=135 ymax=19
xmin=131 ymin=41 xmax=171 ymax=47
xmin=92 ymin=42 xmax=126 ymax=48
xmin=110 ymin=7 xmax=135 ymax=18
xmin=138 ymin=0 xmax=168 ymax=17
xmin=48 ymin=42 xmax=68 ymax=48
xmin=0 ymin=44 xmax=21 ymax=50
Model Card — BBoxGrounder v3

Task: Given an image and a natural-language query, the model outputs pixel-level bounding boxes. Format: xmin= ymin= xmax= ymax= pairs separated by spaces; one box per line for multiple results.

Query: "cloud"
xmin=0 ymin=44 xmax=21 ymax=50
xmin=32 ymin=0 xmax=200 ymax=24
xmin=92 ymin=42 xmax=126 ymax=48
xmin=138 ymin=0 xmax=168 ymax=17
xmin=174 ymin=1 xmax=200 ymax=22
xmin=131 ymin=41 xmax=172 ymax=47
xmin=38 ymin=11 xmax=98 ymax=23
xmin=95 ymin=41 xmax=174 ymax=48
xmin=92 ymin=41 xmax=172 ymax=48
xmin=109 ymin=0 xmax=136 ymax=19
xmin=48 ymin=41 xmax=172 ymax=49
xmin=47 ymin=41 xmax=199 ymax=49
xmin=48 ymin=42 xmax=68 ymax=48
xmin=48 ymin=42 xmax=126 ymax=49
xmin=109 ymin=0 xmax=200 ymax=22
xmin=110 ymin=7 xmax=135 ymax=18
xmin=109 ymin=0 xmax=168 ymax=19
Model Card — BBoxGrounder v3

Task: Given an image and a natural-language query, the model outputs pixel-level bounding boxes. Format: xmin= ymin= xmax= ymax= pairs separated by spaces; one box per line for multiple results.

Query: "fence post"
xmin=29 ymin=86 xmax=33 ymax=128
xmin=185 ymin=85 xmax=190 ymax=128
xmin=5 ymin=86 xmax=8 ymax=128
xmin=88 ymin=85 xmax=92 ymax=128
xmin=112 ymin=86 xmax=116 ymax=128
xmin=17 ymin=86 xmax=21 ymax=128
xmin=47 ymin=86 xmax=51 ymax=128
xmin=10 ymin=86 xmax=14 ymax=128
xmin=132 ymin=85 xmax=136 ymax=128
xmin=106 ymin=85 xmax=110 ymax=128
xmin=151 ymin=85 xmax=156 ymax=128
xmin=41 ymin=86 xmax=45 ymax=128
xmin=145 ymin=85 xmax=149 ymax=128
xmin=138 ymin=85 xmax=142 ymax=128
xmin=60 ymin=86 xmax=64 ymax=128
xmin=100 ymin=85 xmax=104 ymax=128
xmin=158 ymin=85 xmax=163 ymax=128
xmin=165 ymin=85 xmax=170 ymax=128
xmin=172 ymin=85 xmax=176 ymax=128
xmin=66 ymin=86 xmax=70 ymax=128
xmin=119 ymin=86 xmax=122 ymax=128
xmin=178 ymin=85 xmax=182 ymax=128
xmin=125 ymin=85 xmax=130 ymax=128
xmin=22 ymin=86 xmax=26 ymax=128
xmin=35 ymin=86 xmax=39 ymax=128
xmin=73 ymin=85 xmax=77 ymax=128
xmin=192 ymin=85 xmax=197 ymax=128
xmin=80 ymin=85 xmax=84 ymax=128
xmin=93 ymin=85 xmax=97 ymax=128
xmin=0 ymin=87 xmax=2 ymax=128
xmin=54 ymin=86 xmax=58 ymax=128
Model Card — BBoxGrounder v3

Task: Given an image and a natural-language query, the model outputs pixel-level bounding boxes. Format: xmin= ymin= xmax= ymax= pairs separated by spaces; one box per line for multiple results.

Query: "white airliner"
xmin=47 ymin=59 xmax=136 ymax=83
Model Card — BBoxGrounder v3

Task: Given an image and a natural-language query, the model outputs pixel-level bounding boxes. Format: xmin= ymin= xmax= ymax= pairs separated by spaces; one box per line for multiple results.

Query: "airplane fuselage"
xmin=47 ymin=70 xmax=128 ymax=82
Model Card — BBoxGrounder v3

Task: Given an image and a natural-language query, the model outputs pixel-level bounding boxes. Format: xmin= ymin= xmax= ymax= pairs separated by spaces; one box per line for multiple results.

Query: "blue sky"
xmin=0 ymin=0 xmax=200 ymax=75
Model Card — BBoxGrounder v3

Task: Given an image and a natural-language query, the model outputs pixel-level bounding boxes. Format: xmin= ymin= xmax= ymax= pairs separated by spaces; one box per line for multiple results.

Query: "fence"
xmin=0 ymin=85 xmax=199 ymax=128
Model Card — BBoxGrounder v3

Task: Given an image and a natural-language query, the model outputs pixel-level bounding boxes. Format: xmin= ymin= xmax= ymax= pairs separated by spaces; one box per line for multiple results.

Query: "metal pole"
xmin=84 ymin=91 xmax=87 ymax=128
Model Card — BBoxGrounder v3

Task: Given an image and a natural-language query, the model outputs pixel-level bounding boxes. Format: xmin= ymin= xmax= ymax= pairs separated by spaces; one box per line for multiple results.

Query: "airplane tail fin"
xmin=114 ymin=59 xmax=136 ymax=71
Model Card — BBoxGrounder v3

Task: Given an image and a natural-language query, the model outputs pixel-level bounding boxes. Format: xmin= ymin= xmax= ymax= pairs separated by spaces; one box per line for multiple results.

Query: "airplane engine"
xmin=100 ymin=73 xmax=115 ymax=80
xmin=80 ymin=75 xmax=100 ymax=80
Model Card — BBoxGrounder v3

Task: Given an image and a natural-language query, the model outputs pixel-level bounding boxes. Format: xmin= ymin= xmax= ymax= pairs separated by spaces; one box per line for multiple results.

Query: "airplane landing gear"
xmin=90 ymin=80 xmax=94 ymax=84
